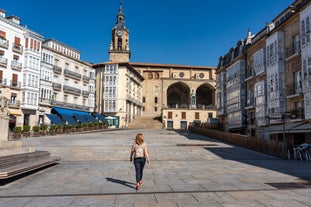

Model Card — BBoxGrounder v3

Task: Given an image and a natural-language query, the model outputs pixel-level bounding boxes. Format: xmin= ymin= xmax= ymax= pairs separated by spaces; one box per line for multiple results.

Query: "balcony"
xmin=11 ymin=61 xmax=22 ymax=71
xmin=285 ymin=43 xmax=300 ymax=60
xmin=10 ymin=80 xmax=21 ymax=88
xmin=0 ymin=57 xmax=8 ymax=67
xmin=0 ymin=78 xmax=7 ymax=86
xmin=12 ymin=43 xmax=23 ymax=54
xmin=8 ymin=100 xmax=20 ymax=109
xmin=0 ymin=38 xmax=9 ymax=49
xmin=52 ymin=82 xmax=62 ymax=91
xmin=82 ymin=75 xmax=90 ymax=83
xmin=50 ymin=100 xmax=89 ymax=111
xmin=64 ymin=69 xmax=81 ymax=80
xmin=53 ymin=65 xmax=62 ymax=74
xmin=290 ymin=109 xmax=304 ymax=120
xmin=82 ymin=90 xmax=90 ymax=97
xmin=63 ymin=85 xmax=81 ymax=96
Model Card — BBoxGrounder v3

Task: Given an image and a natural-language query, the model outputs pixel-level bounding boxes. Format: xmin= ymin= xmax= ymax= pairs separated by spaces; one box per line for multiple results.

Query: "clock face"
xmin=116 ymin=30 xmax=123 ymax=36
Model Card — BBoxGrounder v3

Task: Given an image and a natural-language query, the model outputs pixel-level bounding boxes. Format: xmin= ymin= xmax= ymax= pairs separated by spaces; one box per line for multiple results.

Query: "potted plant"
xmin=82 ymin=123 xmax=88 ymax=131
xmin=88 ymin=122 xmax=94 ymax=130
xmin=77 ymin=123 xmax=82 ymax=132
xmin=56 ymin=124 xmax=63 ymax=134
xmin=40 ymin=124 xmax=48 ymax=136
xmin=64 ymin=124 xmax=71 ymax=133
xmin=49 ymin=124 xmax=56 ymax=135
xmin=32 ymin=125 xmax=40 ymax=137
xmin=103 ymin=121 xmax=108 ymax=129
xmin=13 ymin=126 xmax=22 ymax=139
xmin=22 ymin=125 xmax=31 ymax=137
xmin=71 ymin=124 xmax=77 ymax=132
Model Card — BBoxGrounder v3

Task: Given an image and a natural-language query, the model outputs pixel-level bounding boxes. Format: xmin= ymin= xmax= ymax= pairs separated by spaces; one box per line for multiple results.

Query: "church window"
xmin=118 ymin=37 xmax=122 ymax=50
xmin=179 ymin=72 xmax=184 ymax=78
xmin=148 ymin=72 xmax=153 ymax=79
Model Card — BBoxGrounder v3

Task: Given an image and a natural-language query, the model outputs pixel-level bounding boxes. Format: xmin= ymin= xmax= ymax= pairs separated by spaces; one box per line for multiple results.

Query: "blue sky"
xmin=2 ymin=0 xmax=294 ymax=66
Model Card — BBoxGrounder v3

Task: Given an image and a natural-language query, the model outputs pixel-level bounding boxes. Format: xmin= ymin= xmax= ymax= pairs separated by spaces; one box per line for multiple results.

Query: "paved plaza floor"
xmin=0 ymin=129 xmax=311 ymax=206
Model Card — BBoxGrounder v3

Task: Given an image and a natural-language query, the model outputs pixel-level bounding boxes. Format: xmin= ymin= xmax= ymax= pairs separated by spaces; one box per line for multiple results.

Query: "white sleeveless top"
xmin=132 ymin=143 xmax=146 ymax=158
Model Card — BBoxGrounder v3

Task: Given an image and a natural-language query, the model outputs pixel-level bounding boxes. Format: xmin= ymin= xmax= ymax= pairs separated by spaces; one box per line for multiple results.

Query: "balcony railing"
xmin=50 ymin=100 xmax=89 ymax=111
xmin=82 ymin=90 xmax=90 ymax=97
xmin=0 ymin=78 xmax=7 ymax=85
xmin=0 ymin=38 xmax=9 ymax=48
xmin=64 ymin=69 xmax=81 ymax=80
xmin=0 ymin=57 xmax=8 ymax=67
xmin=63 ymin=85 xmax=81 ymax=96
xmin=10 ymin=80 xmax=21 ymax=88
xmin=11 ymin=61 xmax=22 ymax=71
xmin=8 ymin=100 xmax=20 ymax=108
xmin=53 ymin=65 xmax=62 ymax=74
xmin=82 ymin=75 xmax=90 ymax=83
xmin=166 ymin=104 xmax=216 ymax=110
xmin=285 ymin=43 xmax=300 ymax=59
xmin=290 ymin=109 xmax=304 ymax=120
xmin=12 ymin=43 xmax=23 ymax=53
xmin=52 ymin=82 xmax=62 ymax=90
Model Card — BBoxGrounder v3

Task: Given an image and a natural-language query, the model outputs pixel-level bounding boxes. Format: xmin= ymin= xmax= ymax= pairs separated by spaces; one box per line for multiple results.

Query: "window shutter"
xmin=12 ymin=74 xmax=18 ymax=82
xmin=0 ymin=30 xmax=6 ymax=39
xmin=14 ymin=37 xmax=21 ymax=45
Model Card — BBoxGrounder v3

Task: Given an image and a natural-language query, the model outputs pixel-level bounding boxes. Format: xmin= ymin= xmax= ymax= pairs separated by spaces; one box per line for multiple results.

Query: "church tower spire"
xmin=109 ymin=1 xmax=131 ymax=62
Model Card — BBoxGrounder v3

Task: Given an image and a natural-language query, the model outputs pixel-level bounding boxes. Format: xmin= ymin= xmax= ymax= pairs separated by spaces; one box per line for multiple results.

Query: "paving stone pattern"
xmin=0 ymin=129 xmax=310 ymax=206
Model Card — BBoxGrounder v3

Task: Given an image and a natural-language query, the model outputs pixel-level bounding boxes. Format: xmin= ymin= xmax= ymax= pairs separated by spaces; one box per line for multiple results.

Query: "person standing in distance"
xmin=130 ymin=133 xmax=150 ymax=190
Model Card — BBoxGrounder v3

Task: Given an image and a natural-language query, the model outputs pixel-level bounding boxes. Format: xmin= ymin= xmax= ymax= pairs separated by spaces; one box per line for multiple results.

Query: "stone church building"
xmin=94 ymin=3 xmax=216 ymax=129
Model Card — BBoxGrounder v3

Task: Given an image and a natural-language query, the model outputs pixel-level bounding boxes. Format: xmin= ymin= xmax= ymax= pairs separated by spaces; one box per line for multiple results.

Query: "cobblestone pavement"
xmin=0 ymin=129 xmax=311 ymax=207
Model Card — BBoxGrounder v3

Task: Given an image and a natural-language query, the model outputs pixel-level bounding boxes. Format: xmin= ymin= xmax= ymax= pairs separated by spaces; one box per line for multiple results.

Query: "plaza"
xmin=0 ymin=129 xmax=310 ymax=206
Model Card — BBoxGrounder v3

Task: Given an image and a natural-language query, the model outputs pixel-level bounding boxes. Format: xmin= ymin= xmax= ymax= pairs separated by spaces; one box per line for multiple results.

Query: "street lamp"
xmin=282 ymin=112 xmax=291 ymax=159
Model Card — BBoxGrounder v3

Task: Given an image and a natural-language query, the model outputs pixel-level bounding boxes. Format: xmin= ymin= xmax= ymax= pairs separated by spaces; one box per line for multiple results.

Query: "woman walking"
xmin=130 ymin=133 xmax=150 ymax=190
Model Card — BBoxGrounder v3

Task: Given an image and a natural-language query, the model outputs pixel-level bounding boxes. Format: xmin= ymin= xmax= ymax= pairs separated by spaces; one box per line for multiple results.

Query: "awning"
xmin=45 ymin=114 xmax=63 ymax=125
xmin=52 ymin=107 xmax=78 ymax=124
xmin=290 ymin=122 xmax=311 ymax=133
xmin=8 ymin=109 xmax=22 ymax=116
xmin=258 ymin=122 xmax=305 ymax=134
xmin=61 ymin=114 xmax=76 ymax=124
xmin=93 ymin=113 xmax=106 ymax=122
xmin=73 ymin=113 xmax=88 ymax=123
xmin=84 ymin=114 xmax=98 ymax=123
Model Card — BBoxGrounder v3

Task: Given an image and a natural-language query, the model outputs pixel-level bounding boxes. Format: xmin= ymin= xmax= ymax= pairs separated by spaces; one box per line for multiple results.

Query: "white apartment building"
xmin=40 ymin=39 xmax=96 ymax=125
xmin=94 ymin=62 xmax=143 ymax=128
xmin=0 ymin=9 xmax=43 ymax=130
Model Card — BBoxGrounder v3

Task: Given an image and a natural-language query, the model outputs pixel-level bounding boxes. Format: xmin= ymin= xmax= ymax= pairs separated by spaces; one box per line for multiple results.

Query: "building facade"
xmin=0 ymin=8 xmax=97 ymax=130
xmin=216 ymin=0 xmax=311 ymax=150
xmin=0 ymin=9 xmax=44 ymax=130
xmin=40 ymin=39 xmax=96 ymax=125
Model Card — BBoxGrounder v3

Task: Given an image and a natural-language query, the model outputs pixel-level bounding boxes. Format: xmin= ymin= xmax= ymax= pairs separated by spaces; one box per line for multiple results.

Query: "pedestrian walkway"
xmin=0 ymin=129 xmax=310 ymax=206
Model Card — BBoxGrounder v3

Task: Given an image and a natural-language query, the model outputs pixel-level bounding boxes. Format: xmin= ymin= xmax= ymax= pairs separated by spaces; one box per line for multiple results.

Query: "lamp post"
xmin=282 ymin=112 xmax=290 ymax=159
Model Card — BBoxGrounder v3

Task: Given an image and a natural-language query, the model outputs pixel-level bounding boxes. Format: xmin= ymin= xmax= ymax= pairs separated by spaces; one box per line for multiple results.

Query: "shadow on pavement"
xmin=106 ymin=177 xmax=136 ymax=189
xmin=175 ymin=130 xmax=311 ymax=181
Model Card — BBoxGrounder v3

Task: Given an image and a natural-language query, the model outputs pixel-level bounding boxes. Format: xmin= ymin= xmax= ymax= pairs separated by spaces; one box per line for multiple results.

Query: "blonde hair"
xmin=135 ymin=133 xmax=144 ymax=145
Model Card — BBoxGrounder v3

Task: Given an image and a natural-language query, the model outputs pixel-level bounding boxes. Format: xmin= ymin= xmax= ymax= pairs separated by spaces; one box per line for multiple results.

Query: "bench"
xmin=0 ymin=151 xmax=60 ymax=179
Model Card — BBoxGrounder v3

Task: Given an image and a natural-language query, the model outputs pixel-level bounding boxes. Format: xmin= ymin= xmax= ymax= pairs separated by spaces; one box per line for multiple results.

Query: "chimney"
xmin=0 ymin=9 xmax=6 ymax=18
xmin=6 ymin=15 xmax=21 ymax=25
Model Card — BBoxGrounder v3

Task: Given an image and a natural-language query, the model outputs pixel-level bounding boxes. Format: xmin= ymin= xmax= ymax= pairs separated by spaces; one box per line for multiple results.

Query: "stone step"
xmin=128 ymin=116 xmax=163 ymax=129
xmin=0 ymin=147 xmax=35 ymax=156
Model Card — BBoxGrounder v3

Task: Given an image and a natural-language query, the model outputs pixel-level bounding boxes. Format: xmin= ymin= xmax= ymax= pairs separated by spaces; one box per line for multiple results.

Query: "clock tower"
xmin=109 ymin=2 xmax=131 ymax=62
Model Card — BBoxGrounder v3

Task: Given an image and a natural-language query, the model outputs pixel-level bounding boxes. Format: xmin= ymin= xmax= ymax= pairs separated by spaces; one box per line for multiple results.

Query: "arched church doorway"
xmin=196 ymin=83 xmax=215 ymax=109
xmin=167 ymin=82 xmax=190 ymax=108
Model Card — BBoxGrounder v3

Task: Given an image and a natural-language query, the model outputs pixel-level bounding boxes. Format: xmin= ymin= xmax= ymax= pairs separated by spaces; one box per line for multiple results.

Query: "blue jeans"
xmin=134 ymin=157 xmax=146 ymax=183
